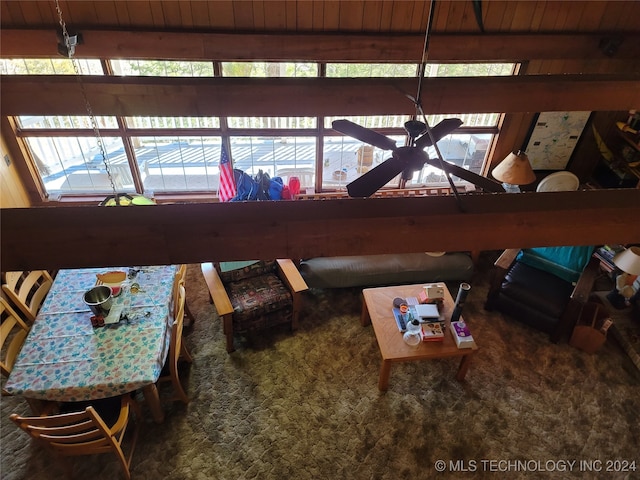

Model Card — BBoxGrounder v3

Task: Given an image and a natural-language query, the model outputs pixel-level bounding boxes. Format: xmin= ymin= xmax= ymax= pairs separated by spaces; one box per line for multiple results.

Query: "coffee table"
xmin=361 ymin=283 xmax=477 ymax=391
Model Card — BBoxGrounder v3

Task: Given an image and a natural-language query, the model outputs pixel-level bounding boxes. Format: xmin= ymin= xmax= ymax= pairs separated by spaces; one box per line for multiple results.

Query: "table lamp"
xmin=607 ymin=246 xmax=640 ymax=309
xmin=491 ymin=150 xmax=536 ymax=193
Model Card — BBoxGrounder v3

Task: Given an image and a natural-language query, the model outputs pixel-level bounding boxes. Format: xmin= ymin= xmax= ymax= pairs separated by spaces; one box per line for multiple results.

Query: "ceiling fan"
xmin=332 ymin=117 xmax=505 ymax=198
xmin=332 ymin=0 xmax=504 ymax=199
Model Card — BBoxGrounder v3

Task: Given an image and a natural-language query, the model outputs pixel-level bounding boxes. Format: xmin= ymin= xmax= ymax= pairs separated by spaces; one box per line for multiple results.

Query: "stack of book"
xmin=414 ymin=304 xmax=445 ymax=342
xmin=593 ymin=244 xmax=625 ymax=273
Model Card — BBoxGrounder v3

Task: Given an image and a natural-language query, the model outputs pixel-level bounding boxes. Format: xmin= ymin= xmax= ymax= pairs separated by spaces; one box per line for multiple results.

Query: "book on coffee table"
xmin=421 ymin=322 xmax=445 ymax=341
xmin=413 ymin=303 xmax=443 ymax=321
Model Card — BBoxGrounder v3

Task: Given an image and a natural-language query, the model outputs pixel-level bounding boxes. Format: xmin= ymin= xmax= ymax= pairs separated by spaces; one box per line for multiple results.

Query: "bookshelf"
xmin=592 ymin=129 xmax=640 ymax=189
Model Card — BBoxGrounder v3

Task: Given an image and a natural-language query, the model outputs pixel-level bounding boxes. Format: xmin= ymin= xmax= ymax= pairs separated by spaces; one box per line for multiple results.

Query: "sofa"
xmin=298 ymin=252 xmax=474 ymax=289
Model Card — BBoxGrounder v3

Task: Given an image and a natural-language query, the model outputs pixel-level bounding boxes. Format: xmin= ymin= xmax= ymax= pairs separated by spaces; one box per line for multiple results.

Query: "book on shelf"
xmin=450 ymin=321 xmax=476 ymax=349
xmin=421 ymin=322 xmax=445 ymax=341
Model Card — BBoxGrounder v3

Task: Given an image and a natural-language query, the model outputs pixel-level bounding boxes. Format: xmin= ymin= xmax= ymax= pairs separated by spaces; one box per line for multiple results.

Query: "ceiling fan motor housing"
xmin=404 ymin=121 xmax=427 ymax=141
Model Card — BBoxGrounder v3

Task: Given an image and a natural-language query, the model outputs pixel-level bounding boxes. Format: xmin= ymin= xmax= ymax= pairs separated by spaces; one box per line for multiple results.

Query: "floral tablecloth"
xmin=5 ymin=265 xmax=176 ymax=401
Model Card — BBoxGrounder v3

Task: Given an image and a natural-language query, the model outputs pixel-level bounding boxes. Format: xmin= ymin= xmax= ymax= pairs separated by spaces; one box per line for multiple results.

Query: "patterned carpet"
xmin=2 ymin=253 xmax=639 ymax=480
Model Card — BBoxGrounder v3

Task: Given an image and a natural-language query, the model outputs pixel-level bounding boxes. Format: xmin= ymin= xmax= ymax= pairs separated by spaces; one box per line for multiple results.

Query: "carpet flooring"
xmin=2 ymin=253 xmax=639 ymax=480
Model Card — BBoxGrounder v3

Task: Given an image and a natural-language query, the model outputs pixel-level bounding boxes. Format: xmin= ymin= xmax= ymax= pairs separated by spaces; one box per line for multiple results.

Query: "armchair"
xmin=201 ymin=259 xmax=308 ymax=353
xmin=485 ymin=246 xmax=599 ymax=342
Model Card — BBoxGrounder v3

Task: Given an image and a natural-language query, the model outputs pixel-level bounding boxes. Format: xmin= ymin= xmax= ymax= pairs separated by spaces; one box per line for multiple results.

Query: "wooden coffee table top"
xmin=362 ymin=283 xmax=476 ymax=362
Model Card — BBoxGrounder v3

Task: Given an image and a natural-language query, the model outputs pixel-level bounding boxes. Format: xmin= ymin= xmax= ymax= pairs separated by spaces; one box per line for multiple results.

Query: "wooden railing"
xmin=295 ymin=186 xmax=456 ymax=200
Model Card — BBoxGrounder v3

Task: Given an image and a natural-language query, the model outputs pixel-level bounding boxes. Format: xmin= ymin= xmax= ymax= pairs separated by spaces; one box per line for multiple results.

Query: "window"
xmin=0 ymin=58 xmax=103 ymax=75
xmin=230 ymin=136 xmax=317 ymax=189
xmin=221 ymin=62 xmax=317 ymax=77
xmin=111 ymin=60 xmax=214 ymax=77
xmin=132 ymin=136 xmax=222 ymax=192
xmin=326 ymin=63 xmax=417 ymax=77
xmin=5 ymin=58 xmax=516 ymax=202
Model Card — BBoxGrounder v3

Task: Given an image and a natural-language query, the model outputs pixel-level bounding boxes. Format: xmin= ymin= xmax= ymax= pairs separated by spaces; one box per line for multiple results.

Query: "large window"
xmin=4 ymin=58 xmax=516 ymax=201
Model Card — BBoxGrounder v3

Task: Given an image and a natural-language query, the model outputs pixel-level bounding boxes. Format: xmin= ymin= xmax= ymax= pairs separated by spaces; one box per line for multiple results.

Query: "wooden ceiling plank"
xmin=537 ymin=0 xmax=562 ymax=31
xmin=322 ymin=0 xmax=340 ymax=31
xmin=92 ymin=1 xmax=120 ymax=27
xmin=63 ymin=0 xmax=100 ymax=26
xmin=576 ymin=1 xmax=606 ymax=31
xmin=2 ymin=191 xmax=639 ymax=271
xmin=190 ymin=1 xmax=212 ymax=29
xmin=148 ymin=1 xmax=166 ymax=28
xmin=459 ymin=0 xmax=482 ymax=32
xmin=337 ymin=1 xmax=365 ymax=32
xmin=378 ymin=1 xmax=393 ymax=32
xmin=16 ymin=1 xmax=43 ymax=26
xmin=35 ymin=1 xmax=57 ymax=25
xmin=160 ymin=1 xmax=183 ymax=29
xmin=508 ymin=1 xmax=538 ymax=32
xmin=388 ymin=0 xmax=415 ymax=33
xmin=207 ymin=1 xmax=236 ymax=30
xmin=295 ymin=0 xmax=314 ymax=31
xmin=431 ymin=0 xmax=449 ymax=33
xmin=251 ymin=1 xmax=265 ymax=30
xmin=598 ymin=0 xmax=632 ymax=30
xmin=561 ymin=1 xmax=587 ymax=31
xmin=4 ymin=0 xmax=25 ymax=26
xmin=311 ymin=0 xmax=324 ymax=31
xmin=262 ymin=0 xmax=287 ymax=30
xmin=479 ymin=0 xmax=506 ymax=32
xmin=114 ymin=0 xmax=131 ymax=25
xmin=409 ymin=0 xmax=426 ymax=32
xmin=178 ymin=0 xmax=194 ymax=29
xmin=529 ymin=0 xmax=548 ymax=32
xmin=231 ymin=0 xmax=254 ymax=30
xmin=285 ymin=0 xmax=297 ymax=31
xmin=125 ymin=1 xmax=155 ymax=29
xmin=498 ymin=1 xmax=518 ymax=32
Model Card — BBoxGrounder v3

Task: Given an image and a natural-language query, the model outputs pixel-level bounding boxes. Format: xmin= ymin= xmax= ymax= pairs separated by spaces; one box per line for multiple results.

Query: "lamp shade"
xmin=492 ymin=151 xmax=536 ymax=185
xmin=613 ymin=246 xmax=640 ymax=275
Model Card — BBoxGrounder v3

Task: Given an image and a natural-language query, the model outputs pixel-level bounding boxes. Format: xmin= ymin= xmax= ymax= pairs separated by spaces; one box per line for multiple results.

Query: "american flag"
xmin=218 ymin=143 xmax=236 ymax=202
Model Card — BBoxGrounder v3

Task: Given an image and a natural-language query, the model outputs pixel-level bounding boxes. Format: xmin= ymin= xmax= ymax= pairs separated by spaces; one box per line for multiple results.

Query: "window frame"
xmin=2 ymin=59 xmax=515 ymax=204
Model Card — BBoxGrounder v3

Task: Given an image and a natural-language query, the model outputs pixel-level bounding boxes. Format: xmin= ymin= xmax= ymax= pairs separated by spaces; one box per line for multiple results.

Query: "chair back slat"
xmin=156 ymin=283 xmax=192 ymax=405
xmin=10 ymin=398 xmax=139 ymax=480
xmin=2 ymin=271 xmax=53 ymax=322
xmin=0 ymin=298 xmax=31 ymax=379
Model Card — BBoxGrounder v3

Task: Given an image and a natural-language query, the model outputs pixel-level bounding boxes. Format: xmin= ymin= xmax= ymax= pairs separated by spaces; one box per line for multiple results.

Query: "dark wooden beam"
xmin=2 ymin=190 xmax=639 ymax=271
xmin=2 ymin=75 xmax=639 ymax=117
xmin=2 ymin=29 xmax=640 ymax=62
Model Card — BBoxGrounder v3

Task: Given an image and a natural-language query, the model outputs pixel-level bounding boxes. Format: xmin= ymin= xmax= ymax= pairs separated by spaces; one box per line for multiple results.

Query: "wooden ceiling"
xmin=2 ymin=1 xmax=639 ymax=35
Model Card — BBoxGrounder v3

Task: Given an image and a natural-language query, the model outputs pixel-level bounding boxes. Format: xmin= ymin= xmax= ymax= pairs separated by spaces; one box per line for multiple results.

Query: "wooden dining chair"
xmin=1 ymin=297 xmax=31 ymax=393
xmin=172 ymin=264 xmax=195 ymax=327
xmin=2 ymin=270 xmax=53 ymax=322
xmin=10 ymin=394 xmax=141 ymax=480
xmin=158 ymin=284 xmax=193 ymax=405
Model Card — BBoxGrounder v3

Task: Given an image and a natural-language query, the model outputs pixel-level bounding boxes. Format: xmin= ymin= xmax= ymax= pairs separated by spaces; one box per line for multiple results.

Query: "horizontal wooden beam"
xmin=2 ymin=190 xmax=639 ymax=271
xmin=2 ymin=29 xmax=640 ymax=62
xmin=2 ymin=75 xmax=639 ymax=117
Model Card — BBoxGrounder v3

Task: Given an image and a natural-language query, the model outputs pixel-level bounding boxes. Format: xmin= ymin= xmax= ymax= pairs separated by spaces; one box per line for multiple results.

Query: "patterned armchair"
xmin=202 ymin=260 xmax=308 ymax=353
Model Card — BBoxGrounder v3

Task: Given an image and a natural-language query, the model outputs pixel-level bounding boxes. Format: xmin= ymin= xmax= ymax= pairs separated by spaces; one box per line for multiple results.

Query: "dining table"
xmin=4 ymin=265 xmax=177 ymax=423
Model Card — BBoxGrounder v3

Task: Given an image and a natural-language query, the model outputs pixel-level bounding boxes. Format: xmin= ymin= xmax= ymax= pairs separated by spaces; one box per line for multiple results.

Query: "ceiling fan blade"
xmin=332 ymin=120 xmax=397 ymax=151
xmin=347 ymin=156 xmax=406 ymax=198
xmin=414 ymin=118 xmax=463 ymax=149
xmin=424 ymin=157 xmax=505 ymax=193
